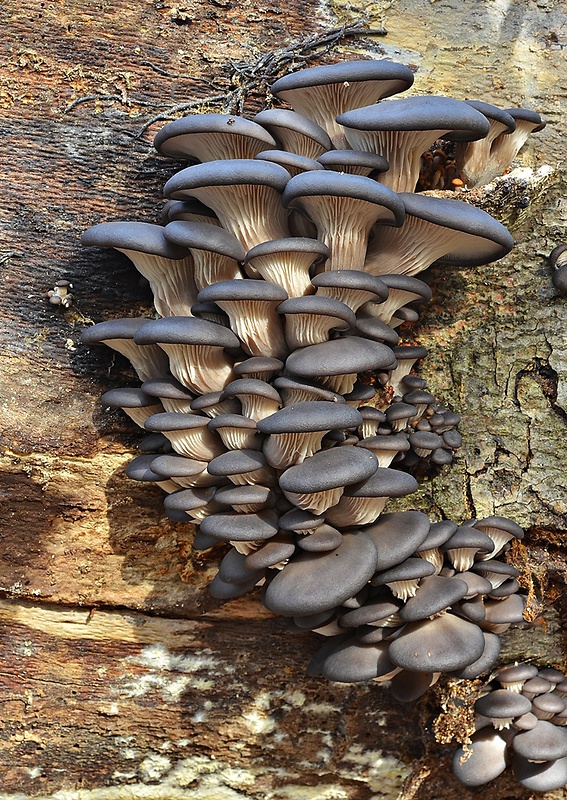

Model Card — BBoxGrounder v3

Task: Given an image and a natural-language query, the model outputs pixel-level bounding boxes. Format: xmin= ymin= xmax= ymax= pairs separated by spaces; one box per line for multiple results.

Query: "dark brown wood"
xmin=1 ymin=0 xmax=566 ymax=796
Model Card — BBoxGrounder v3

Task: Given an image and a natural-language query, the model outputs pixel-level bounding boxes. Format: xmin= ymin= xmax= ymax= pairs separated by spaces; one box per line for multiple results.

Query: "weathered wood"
xmin=1 ymin=0 xmax=566 ymax=796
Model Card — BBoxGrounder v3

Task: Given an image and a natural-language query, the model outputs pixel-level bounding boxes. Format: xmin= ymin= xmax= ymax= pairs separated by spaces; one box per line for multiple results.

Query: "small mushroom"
xmin=270 ymin=59 xmax=414 ymax=148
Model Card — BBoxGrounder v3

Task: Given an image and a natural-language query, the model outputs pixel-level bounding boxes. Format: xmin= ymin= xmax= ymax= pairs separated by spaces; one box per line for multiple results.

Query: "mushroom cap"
xmin=373 ymin=557 xmax=436 ymax=588
xmin=496 ymin=663 xmax=538 ymax=685
xmin=257 ymin=401 xmax=362 ymax=434
xmin=446 ymin=100 xmax=516 ymax=141
xmin=217 ymin=547 xmax=267 ymax=585
xmin=399 ymin=193 xmax=515 ymax=267
xmin=207 ymin=449 xmax=269 ymax=477
xmin=450 ymin=631 xmax=502 ymax=679
xmin=244 ymin=535 xmax=296 ymax=570
xmin=161 ymin=197 xmax=218 ymax=224
xmin=81 ymin=221 xmax=188 ymax=260
xmin=512 ymin=720 xmax=567 ymax=762
xmin=512 ymin=754 xmax=567 ymax=792
xmin=271 ymin=59 xmax=414 ymax=95
xmin=282 ymin=170 xmax=405 ymax=227
xmin=277 ymin=295 xmax=356 ymax=328
xmin=388 ymin=613 xmax=486 ymax=672
xmin=163 ymin=219 xmax=246 ymax=261
xmin=255 ymin=149 xmax=324 ymax=174
xmin=400 ymin=575 xmax=469 ymax=622
xmin=311 ymin=270 xmax=389 ymax=302
xmin=297 ymin=524 xmax=344 ymax=552
xmin=150 ymin=453 xmax=210 ymax=479
xmin=320 ymin=638 xmax=396 ymax=683
xmin=198 ymin=278 xmax=288 ymax=304
xmin=80 ymin=317 xmax=152 ymax=345
xmin=364 ymin=511 xmax=431 ymax=571
xmin=343 ymin=467 xmax=418 ymax=498
xmin=101 ymin=387 xmax=158 ymax=409
xmin=337 ymin=95 xmax=490 ymax=138
xmin=279 ymin=445 xmax=378 ymax=494
xmin=353 ymin=317 xmax=400 ymax=347
xmin=340 ymin=595 xmax=402 ymax=628
xmin=164 ymin=486 xmax=217 ymax=514
xmin=208 ymin=413 xmax=257 ymax=433
xmin=245 ymin=236 xmax=329 ymax=262
xmin=473 ymin=515 xmax=524 ymax=539
xmin=141 ymin=378 xmax=195 ymax=401
xmin=220 ymin=378 xmax=282 ymax=404
xmin=415 ymin=520 xmax=458 ymax=552
xmin=279 ymin=508 xmax=326 ymax=533
xmin=133 ymin=315 xmax=240 ymax=349
xmin=452 ymin=729 xmax=509 ymax=787
xmin=475 ymin=688 xmax=532 ymax=720
xmin=285 ymin=336 xmax=397 ymax=379
xmin=379 ymin=273 xmax=433 ymax=302
xmin=538 ymin=667 xmax=566 ymax=684
xmin=164 ymin=158 xmax=291 ymax=199
xmin=253 ymin=108 xmax=333 ymax=151
xmin=144 ymin=412 xmax=210 ymax=433
xmin=506 ymin=107 xmax=546 ymax=132
xmin=154 ymin=114 xmax=276 ymax=160
xmin=213 ymin=484 xmax=275 ymax=508
xmin=442 ymin=526 xmax=495 ymax=554
xmin=390 ymin=670 xmax=440 ymax=703
xmin=263 ymin=531 xmax=378 ymax=616
xmin=317 ymin=149 xmax=389 ymax=173
xmin=233 ymin=356 xmax=285 ymax=378
xmin=124 ymin=454 xmax=165 ymax=482
xmin=199 ymin=510 xmax=280 ymax=542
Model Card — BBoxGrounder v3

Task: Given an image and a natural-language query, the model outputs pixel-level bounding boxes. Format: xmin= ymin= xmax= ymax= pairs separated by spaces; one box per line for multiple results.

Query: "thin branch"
xmin=64 ymin=20 xmax=387 ymax=134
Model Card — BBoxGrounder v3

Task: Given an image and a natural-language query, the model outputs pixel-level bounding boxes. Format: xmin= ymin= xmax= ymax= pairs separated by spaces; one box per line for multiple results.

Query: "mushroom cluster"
xmin=80 ymin=58 xmax=543 ymax=704
xmin=453 ymin=662 xmax=567 ymax=792
xmin=304 ymin=514 xmax=527 ymax=698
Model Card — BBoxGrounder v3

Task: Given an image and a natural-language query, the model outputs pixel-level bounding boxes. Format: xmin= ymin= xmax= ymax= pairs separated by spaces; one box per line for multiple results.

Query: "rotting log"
xmin=1 ymin=0 xmax=566 ymax=797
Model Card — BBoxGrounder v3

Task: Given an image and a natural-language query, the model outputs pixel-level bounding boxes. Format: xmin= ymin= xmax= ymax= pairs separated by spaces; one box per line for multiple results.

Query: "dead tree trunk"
xmin=1 ymin=0 xmax=565 ymax=797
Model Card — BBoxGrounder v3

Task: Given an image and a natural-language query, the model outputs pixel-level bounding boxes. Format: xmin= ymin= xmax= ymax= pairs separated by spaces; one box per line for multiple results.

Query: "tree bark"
xmin=1 ymin=0 xmax=566 ymax=797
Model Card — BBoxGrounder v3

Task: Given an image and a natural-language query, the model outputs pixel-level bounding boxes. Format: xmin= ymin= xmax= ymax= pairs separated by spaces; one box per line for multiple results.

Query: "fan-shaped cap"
xmin=164 ymin=158 xmax=291 ymax=198
xmin=475 ymin=689 xmax=532 ymax=722
xmin=400 ymin=575 xmax=469 ymax=622
xmin=365 ymin=511 xmax=431 ymax=571
xmin=253 ymin=108 xmax=333 ymax=157
xmin=255 ymin=149 xmax=323 ymax=175
xmin=133 ymin=315 xmax=240 ymax=349
xmin=506 ymin=107 xmax=546 ymax=132
xmin=279 ymin=445 xmax=377 ymax=494
xmin=446 ymin=100 xmax=516 ymax=142
xmin=154 ymin=113 xmax=276 ymax=161
xmin=297 ymin=524 xmax=343 ymax=553
xmin=337 ymin=95 xmax=489 ymax=138
xmin=285 ymin=337 xmax=397 ymax=380
xmin=388 ymin=613 xmax=486 ymax=672
xmin=257 ymin=401 xmax=362 ymax=434
xmin=311 ymin=270 xmax=389 ymax=304
xmin=141 ymin=378 xmax=195 ymax=402
xmin=271 ymin=59 xmax=414 ymax=95
xmin=452 ymin=729 xmax=509 ymax=787
xmin=270 ymin=60 xmax=414 ymax=147
xmin=282 ymin=170 xmax=405 ymax=227
xmin=199 ymin=510 xmax=279 ymax=542
xmin=513 ymin=720 xmax=567 ymax=762
xmin=163 ymin=219 xmax=246 ymax=261
xmin=512 ymin=754 xmax=567 ymax=793
xmin=317 ymin=149 xmax=389 ymax=174
xmin=81 ymin=221 xmax=188 ymax=260
xmin=101 ymin=388 xmax=158 ymax=409
xmin=263 ymin=531 xmax=378 ymax=616
xmin=399 ymin=193 xmax=515 ymax=267
xmin=198 ymin=278 xmax=288 ymax=305
xmin=320 ymin=638 xmax=397 ymax=683
xmin=80 ymin=317 xmax=152 ymax=345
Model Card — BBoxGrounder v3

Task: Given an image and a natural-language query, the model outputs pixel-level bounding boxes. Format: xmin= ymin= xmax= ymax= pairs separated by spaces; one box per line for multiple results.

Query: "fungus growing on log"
xmin=78 ymin=53 xmax=549 ymax=791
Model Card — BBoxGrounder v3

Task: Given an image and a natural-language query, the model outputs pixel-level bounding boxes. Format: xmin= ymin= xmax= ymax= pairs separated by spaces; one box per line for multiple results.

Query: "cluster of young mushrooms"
xmin=79 ymin=58 xmax=552 ymax=789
